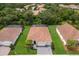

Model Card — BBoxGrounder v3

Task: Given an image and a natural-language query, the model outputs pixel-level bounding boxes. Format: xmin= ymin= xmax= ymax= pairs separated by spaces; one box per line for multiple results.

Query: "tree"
xmin=33 ymin=18 xmax=42 ymax=24
xmin=22 ymin=11 xmax=33 ymax=25
xmin=10 ymin=44 xmax=15 ymax=50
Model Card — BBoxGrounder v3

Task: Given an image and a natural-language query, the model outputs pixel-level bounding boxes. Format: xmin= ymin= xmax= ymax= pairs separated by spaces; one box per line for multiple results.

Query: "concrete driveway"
xmin=0 ymin=46 xmax=10 ymax=55
xmin=37 ymin=46 xmax=52 ymax=55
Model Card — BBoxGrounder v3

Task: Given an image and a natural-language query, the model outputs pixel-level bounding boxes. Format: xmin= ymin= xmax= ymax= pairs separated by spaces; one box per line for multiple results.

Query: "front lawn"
xmin=9 ymin=26 xmax=37 ymax=55
xmin=48 ymin=25 xmax=67 ymax=54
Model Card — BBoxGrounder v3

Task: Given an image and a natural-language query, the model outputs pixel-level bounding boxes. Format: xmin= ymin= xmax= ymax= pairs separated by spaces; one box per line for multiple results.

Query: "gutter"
xmin=56 ymin=27 xmax=66 ymax=45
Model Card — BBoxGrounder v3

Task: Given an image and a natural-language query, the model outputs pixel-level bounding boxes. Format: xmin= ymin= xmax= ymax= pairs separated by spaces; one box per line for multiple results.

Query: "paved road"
xmin=37 ymin=46 xmax=52 ymax=55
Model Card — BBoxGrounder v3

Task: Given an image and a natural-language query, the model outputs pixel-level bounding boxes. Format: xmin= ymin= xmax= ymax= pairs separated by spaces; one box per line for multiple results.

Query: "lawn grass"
xmin=9 ymin=26 xmax=37 ymax=55
xmin=48 ymin=25 xmax=67 ymax=54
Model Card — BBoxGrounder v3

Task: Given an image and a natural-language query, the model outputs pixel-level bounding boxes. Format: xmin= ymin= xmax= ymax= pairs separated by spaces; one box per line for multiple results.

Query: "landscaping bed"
xmin=66 ymin=39 xmax=79 ymax=54
xmin=66 ymin=46 xmax=79 ymax=54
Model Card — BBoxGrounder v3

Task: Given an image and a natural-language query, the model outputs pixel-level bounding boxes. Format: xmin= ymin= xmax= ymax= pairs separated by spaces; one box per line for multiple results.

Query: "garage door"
xmin=36 ymin=42 xmax=51 ymax=46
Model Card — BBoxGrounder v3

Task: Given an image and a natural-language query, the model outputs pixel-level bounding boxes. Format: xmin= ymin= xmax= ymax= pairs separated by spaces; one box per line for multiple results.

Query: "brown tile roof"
xmin=33 ymin=4 xmax=46 ymax=16
xmin=37 ymin=4 xmax=45 ymax=9
xmin=0 ymin=46 xmax=10 ymax=55
xmin=0 ymin=25 xmax=22 ymax=42
xmin=27 ymin=25 xmax=52 ymax=42
xmin=58 ymin=23 xmax=79 ymax=41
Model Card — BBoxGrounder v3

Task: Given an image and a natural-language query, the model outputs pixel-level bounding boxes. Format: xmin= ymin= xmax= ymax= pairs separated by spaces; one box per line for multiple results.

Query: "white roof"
xmin=0 ymin=41 xmax=12 ymax=46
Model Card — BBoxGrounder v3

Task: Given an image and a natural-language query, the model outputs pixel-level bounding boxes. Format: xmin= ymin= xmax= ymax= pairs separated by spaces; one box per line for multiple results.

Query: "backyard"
xmin=9 ymin=26 xmax=37 ymax=55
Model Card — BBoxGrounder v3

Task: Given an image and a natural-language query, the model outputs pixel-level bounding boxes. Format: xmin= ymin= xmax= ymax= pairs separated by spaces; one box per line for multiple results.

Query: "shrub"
xmin=51 ymin=42 xmax=55 ymax=50
xmin=25 ymin=40 xmax=33 ymax=49
xmin=66 ymin=39 xmax=79 ymax=48
xmin=26 ymin=40 xmax=32 ymax=45
xmin=10 ymin=44 xmax=15 ymax=50
xmin=33 ymin=18 xmax=42 ymax=24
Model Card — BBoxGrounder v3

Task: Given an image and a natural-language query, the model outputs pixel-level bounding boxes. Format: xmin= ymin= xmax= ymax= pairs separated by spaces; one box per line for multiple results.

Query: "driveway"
xmin=37 ymin=46 xmax=52 ymax=55
xmin=0 ymin=46 xmax=10 ymax=55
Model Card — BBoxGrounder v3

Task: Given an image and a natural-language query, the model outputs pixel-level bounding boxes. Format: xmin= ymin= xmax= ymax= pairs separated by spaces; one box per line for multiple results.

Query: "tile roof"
xmin=58 ymin=23 xmax=79 ymax=41
xmin=27 ymin=25 xmax=52 ymax=42
xmin=0 ymin=25 xmax=22 ymax=42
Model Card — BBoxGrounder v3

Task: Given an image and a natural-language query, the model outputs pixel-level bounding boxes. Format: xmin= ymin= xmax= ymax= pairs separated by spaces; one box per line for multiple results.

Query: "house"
xmin=16 ymin=8 xmax=25 ymax=12
xmin=0 ymin=25 xmax=22 ymax=55
xmin=36 ymin=4 xmax=45 ymax=10
xmin=56 ymin=23 xmax=79 ymax=45
xmin=59 ymin=4 xmax=79 ymax=10
xmin=0 ymin=25 xmax=22 ymax=46
xmin=27 ymin=25 xmax=52 ymax=46
xmin=24 ymin=5 xmax=31 ymax=10
xmin=33 ymin=4 xmax=46 ymax=16
xmin=33 ymin=10 xmax=39 ymax=16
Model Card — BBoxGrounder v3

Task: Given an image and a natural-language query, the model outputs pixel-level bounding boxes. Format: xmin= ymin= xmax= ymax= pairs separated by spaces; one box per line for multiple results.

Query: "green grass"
xmin=26 ymin=40 xmax=32 ymax=45
xmin=48 ymin=25 xmax=67 ymax=54
xmin=9 ymin=26 xmax=37 ymax=55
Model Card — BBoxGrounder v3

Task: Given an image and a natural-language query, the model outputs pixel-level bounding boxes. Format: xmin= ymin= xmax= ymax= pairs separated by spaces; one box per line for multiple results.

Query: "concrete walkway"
xmin=37 ymin=46 xmax=52 ymax=55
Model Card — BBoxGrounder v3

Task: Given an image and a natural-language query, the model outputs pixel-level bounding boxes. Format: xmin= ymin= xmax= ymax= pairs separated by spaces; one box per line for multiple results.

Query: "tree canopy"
xmin=0 ymin=4 xmax=79 ymax=28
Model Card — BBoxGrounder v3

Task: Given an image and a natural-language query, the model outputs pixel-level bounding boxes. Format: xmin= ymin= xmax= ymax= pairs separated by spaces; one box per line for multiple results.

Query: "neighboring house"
xmin=33 ymin=4 xmax=46 ymax=16
xmin=27 ymin=25 xmax=52 ymax=47
xmin=0 ymin=25 xmax=22 ymax=46
xmin=59 ymin=4 xmax=79 ymax=10
xmin=24 ymin=5 xmax=31 ymax=10
xmin=16 ymin=8 xmax=25 ymax=12
xmin=24 ymin=4 xmax=35 ymax=10
xmin=56 ymin=23 xmax=79 ymax=45
xmin=33 ymin=10 xmax=40 ymax=16
xmin=0 ymin=25 xmax=22 ymax=55
xmin=36 ymin=4 xmax=45 ymax=10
